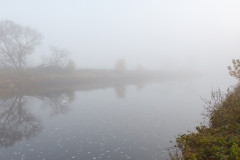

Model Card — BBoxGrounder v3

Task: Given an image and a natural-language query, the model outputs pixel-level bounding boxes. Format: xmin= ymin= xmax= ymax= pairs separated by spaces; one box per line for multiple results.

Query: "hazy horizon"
xmin=2 ymin=1 xmax=240 ymax=159
xmin=1 ymin=0 xmax=240 ymax=75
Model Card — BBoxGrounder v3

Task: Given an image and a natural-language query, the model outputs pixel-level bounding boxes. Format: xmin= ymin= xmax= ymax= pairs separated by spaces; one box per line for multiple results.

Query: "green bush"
xmin=170 ymin=84 xmax=240 ymax=160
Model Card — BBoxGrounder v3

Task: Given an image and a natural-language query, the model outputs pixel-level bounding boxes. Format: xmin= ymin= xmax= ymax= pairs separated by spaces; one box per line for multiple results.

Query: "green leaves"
xmin=230 ymin=143 xmax=240 ymax=159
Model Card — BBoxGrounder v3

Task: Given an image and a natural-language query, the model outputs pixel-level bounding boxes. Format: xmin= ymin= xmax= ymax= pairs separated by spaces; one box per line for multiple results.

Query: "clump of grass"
xmin=170 ymin=84 xmax=240 ymax=160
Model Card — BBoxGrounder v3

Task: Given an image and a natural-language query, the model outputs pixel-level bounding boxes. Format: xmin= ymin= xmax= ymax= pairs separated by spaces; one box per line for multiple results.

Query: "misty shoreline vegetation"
xmin=169 ymin=60 xmax=240 ymax=160
xmin=0 ymin=67 xmax=165 ymax=98
xmin=0 ymin=20 xmax=161 ymax=94
xmin=0 ymin=20 xmax=197 ymax=96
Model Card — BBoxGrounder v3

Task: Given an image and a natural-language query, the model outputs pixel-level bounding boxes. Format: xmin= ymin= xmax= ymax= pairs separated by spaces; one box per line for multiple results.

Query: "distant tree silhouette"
xmin=115 ymin=59 xmax=126 ymax=73
xmin=65 ymin=59 xmax=76 ymax=72
xmin=0 ymin=20 xmax=42 ymax=69
xmin=42 ymin=46 xmax=71 ymax=67
xmin=40 ymin=46 xmax=76 ymax=73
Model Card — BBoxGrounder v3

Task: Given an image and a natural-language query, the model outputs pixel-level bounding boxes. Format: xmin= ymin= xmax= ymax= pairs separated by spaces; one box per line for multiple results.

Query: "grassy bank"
xmin=0 ymin=68 xmax=161 ymax=94
xmin=170 ymin=85 xmax=240 ymax=160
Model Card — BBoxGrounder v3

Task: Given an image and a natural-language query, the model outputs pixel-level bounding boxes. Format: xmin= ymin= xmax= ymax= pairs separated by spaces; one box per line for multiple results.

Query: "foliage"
xmin=170 ymin=83 xmax=240 ymax=159
xmin=170 ymin=59 xmax=240 ymax=159
xmin=0 ymin=20 xmax=42 ymax=69
xmin=174 ymin=125 xmax=240 ymax=159
xmin=228 ymin=59 xmax=240 ymax=79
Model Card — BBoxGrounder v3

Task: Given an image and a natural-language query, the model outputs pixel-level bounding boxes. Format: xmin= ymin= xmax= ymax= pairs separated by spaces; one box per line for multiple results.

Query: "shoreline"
xmin=0 ymin=69 xmax=163 ymax=98
xmin=170 ymin=84 xmax=240 ymax=159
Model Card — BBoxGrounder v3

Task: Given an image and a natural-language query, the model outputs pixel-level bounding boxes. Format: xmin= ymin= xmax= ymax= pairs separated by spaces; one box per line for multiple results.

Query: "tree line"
xmin=0 ymin=20 xmax=146 ymax=73
xmin=0 ymin=20 xmax=75 ymax=70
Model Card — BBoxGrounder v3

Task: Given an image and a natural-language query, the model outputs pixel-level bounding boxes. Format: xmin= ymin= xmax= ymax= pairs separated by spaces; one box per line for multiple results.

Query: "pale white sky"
xmin=1 ymin=0 xmax=240 ymax=73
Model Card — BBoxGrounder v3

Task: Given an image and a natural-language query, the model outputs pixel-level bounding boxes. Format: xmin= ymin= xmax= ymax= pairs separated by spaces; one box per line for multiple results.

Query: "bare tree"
xmin=0 ymin=20 xmax=42 ymax=69
xmin=42 ymin=46 xmax=71 ymax=68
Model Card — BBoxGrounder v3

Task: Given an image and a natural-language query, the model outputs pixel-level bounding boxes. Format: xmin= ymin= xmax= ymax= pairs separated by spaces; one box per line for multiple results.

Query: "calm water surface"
xmin=0 ymin=73 xmax=236 ymax=160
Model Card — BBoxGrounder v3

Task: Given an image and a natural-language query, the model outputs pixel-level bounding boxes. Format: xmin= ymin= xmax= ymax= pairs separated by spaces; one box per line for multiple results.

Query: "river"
xmin=0 ymin=72 xmax=236 ymax=160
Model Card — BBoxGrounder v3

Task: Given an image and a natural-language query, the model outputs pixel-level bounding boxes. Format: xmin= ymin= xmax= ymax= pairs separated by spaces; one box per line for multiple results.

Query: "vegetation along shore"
xmin=0 ymin=20 xmax=165 ymax=94
xmin=170 ymin=59 xmax=240 ymax=160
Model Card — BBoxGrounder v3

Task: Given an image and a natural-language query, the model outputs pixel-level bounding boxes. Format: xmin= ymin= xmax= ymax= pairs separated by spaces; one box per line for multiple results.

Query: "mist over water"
xmin=1 ymin=0 xmax=240 ymax=159
xmin=0 ymin=74 xmax=237 ymax=159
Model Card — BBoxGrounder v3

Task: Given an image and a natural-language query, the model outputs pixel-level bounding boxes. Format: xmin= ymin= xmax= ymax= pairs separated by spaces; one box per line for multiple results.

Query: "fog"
xmin=1 ymin=0 xmax=240 ymax=74
xmin=2 ymin=1 xmax=240 ymax=159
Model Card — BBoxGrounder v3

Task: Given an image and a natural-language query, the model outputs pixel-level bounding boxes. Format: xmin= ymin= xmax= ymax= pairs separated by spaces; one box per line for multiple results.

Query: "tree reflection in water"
xmin=0 ymin=89 xmax=76 ymax=148
xmin=0 ymin=96 xmax=42 ymax=148
xmin=135 ymin=83 xmax=145 ymax=92
xmin=114 ymin=85 xmax=127 ymax=99
xmin=114 ymin=83 xmax=146 ymax=99
xmin=0 ymin=83 xmax=146 ymax=148
xmin=36 ymin=90 xmax=75 ymax=117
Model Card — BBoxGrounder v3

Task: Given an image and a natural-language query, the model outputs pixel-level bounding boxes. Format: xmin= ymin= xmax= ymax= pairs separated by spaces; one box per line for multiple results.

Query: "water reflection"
xmin=135 ymin=83 xmax=145 ymax=92
xmin=0 ymin=96 xmax=42 ymax=148
xmin=0 ymin=75 xmax=205 ymax=159
xmin=114 ymin=83 xmax=146 ymax=99
xmin=0 ymin=89 xmax=76 ymax=148
xmin=114 ymin=85 xmax=127 ymax=99
xmin=36 ymin=90 xmax=75 ymax=117
xmin=0 ymin=82 xmax=145 ymax=148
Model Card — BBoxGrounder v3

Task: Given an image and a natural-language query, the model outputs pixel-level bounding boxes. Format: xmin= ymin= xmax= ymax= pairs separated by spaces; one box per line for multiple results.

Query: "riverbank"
xmin=170 ymin=84 xmax=240 ymax=159
xmin=0 ymin=68 xmax=162 ymax=97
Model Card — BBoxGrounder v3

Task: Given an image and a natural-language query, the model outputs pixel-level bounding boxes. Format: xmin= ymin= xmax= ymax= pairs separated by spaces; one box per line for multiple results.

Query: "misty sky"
xmin=1 ymin=0 xmax=240 ymax=73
